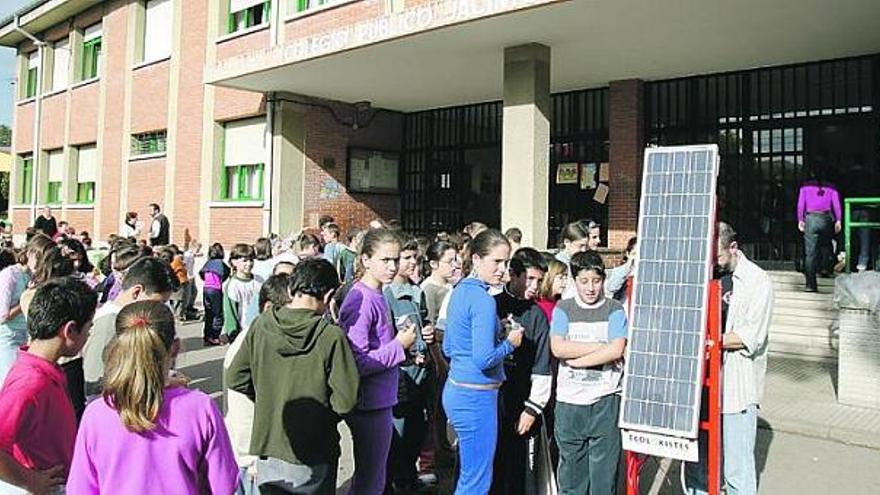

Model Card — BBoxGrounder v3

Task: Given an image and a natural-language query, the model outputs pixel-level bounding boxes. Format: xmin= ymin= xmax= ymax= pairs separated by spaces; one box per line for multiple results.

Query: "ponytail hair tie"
xmin=131 ymin=316 xmax=150 ymax=327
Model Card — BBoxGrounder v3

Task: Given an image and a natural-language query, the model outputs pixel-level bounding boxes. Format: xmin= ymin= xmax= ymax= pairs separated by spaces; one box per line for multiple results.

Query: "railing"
xmin=843 ymin=197 xmax=880 ymax=272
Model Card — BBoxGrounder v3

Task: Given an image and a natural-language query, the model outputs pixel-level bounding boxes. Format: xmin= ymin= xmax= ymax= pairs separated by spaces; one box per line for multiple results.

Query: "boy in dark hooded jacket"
xmin=226 ymin=258 xmax=359 ymax=493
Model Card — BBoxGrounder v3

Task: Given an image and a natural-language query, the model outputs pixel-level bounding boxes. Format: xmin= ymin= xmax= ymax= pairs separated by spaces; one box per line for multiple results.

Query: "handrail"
xmin=843 ymin=197 xmax=880 ymax=272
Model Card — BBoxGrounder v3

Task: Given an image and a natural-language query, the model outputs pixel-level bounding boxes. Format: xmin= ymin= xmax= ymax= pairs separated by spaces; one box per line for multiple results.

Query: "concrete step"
xmin=768 ymin=270 xmax=837 ymax=285
xmin=769 ymin=332 xmax=838 ymax=360
xmin=768 ymin=348 xmax=838 ymax=364
xmin=772 ymin=297 xmax=836 ymax=311
xmin=773 ymin=304 xmax=837 ymax=318
xmin=773 ymin=313 xmax=838 ymax=328
xmin=773 ymin=290 xmax=834 ymax=308
xmin=772 ymin=321 xmax=838 ymax=339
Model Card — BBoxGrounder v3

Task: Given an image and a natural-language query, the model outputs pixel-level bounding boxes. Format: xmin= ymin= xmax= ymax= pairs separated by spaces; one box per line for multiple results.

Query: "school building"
xmin=1 ymin=0 xmax=878 ymax=268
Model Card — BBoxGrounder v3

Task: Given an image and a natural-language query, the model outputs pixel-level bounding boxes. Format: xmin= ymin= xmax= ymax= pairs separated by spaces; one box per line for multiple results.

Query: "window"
xmin=131 ymin=130 xmax=167 ymax=156
xmin=25 ymin=51 xmax=39 ymax=98
xmin=228 ymin=0 xmax=270 ymax=34
xmin=76 ymin=145 xmax=97 ymax=204
xmin=46 ymin=149 xmax=64 ymax=205
xmin=19 ymin=156 xmax=33 ymax=204
xmin=50 ymin=39 xmax=70 ymax=92
xmin=290 ymin=0 xmax=339 ymax=14
xmin=142 ymin=0 xmax=173 ymax=63
xmin=221 ymin=117 xmax=265 ymax=200
xmin=81 ymin=23 xmax=102 ymax=80
xmin=222 ymin=164 xmax=264 ymax=200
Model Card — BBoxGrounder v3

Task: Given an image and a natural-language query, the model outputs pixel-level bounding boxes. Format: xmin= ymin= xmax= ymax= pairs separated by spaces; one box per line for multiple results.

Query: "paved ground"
xmin=175 ymin=320 xmax=880 ymax=494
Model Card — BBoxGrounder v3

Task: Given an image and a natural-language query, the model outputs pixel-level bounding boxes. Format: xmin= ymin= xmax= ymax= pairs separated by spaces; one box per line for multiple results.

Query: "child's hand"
xmin=507 ymin=328 xmax=524 ymax=348
xmin=421 ymin=324 xmax=435 ymax=345
xmin=396 ymin=322 xmax=417 ymax=350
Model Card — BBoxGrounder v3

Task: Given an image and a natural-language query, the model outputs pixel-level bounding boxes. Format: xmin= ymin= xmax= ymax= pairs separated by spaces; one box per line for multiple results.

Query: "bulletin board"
xmin=347 ymin=148 xmax=400 ymax=194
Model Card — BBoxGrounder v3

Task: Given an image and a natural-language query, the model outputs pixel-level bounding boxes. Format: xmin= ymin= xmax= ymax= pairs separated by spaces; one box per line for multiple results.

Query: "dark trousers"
xmin=554 ymin=396 xmax=621 ymax=495
xmin=490 ymin=408 xmax=530 ymax=495
xmin=804 ymin=212 xmax=834 ymax=290
xmin=203 ymin=289 xmax=223 ymax=340
xmin=388 ymin=399 xmax=428 ymax=486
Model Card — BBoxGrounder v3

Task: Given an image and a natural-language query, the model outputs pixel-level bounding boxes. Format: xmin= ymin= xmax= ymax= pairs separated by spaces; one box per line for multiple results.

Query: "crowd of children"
xmin=0 ymin=213 xmax=644 ymax=495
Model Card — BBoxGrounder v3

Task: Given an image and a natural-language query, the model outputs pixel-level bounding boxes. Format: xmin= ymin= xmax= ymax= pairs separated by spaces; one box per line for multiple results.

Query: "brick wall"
xmin=11 ymin=210 xmax=30 ymax=233
xmin=208 ymin=206 xmax=263 ymax=247
xmin=608 ymin=79 xmax=644 ymax=250
xmin=63 ymin=209 xmax=95 ymax=236
xmin=39 ymin=93 xmax=66 ymax=149
xmin=300 ymin=102 xmax=403 ymax=234
xmin=126 ymin=159 xmax=166 ymax=242
xmin=171 ymin=0 xmax=210 ymax=245
xmin=69 ymin=83 xmax=100 ymax=145
xmin=14 ymin=103 xmax=34 ymax=153
xmin=130 ymin=61 xmax=170 ymax=133
xmin=97 ymin=0 xmax=129 ymax=239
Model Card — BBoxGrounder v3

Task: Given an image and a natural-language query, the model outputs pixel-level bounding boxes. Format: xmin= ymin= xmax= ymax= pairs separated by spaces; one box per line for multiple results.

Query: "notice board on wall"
xmin=347 ymin=148 xmax=400 ymax=194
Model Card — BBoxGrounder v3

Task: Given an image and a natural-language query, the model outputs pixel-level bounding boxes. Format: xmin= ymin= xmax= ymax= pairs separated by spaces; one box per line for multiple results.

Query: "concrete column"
xmin=608 ymin=79 xmax=644 ymax=250
xmin=501 ymin=43 xmax=550 ymax=249
xmin=270 ymin=100 xmax=307 ymax=236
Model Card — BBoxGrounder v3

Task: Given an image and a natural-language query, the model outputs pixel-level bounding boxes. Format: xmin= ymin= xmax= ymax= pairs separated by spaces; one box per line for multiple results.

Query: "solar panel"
xmin=619 ymin=145 xmax=719 ymax=449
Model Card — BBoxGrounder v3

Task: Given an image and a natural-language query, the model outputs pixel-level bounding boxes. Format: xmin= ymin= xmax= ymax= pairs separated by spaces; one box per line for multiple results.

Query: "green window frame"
xmin=130 ymin=131 xmax=168 ymax=156
xmin=47 ymin=181 xmax=62 ymax=205
xmin=228 ymin=1 xmax=271 ymax=34
xmin=294 ymin=0 xmax=334 ymax=14
xmin=220 ymin=163 xmax=264 ymax=200
xmin=25 ymin=67 xmax=38 ymax=98
xmin=19 ymin=158 xmax=33 ymax=204
xmin=81 ymin=37 xmax=102 ymax=80
xmin=76 ymin=182 xmax=96 ymax=204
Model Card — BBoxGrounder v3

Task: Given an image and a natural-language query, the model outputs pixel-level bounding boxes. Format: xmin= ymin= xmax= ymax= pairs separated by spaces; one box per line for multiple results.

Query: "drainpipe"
xmin=263 ymin=93 xmax=276 ymax=236
xmin=14 ymin=16 xmax=45 ymax=226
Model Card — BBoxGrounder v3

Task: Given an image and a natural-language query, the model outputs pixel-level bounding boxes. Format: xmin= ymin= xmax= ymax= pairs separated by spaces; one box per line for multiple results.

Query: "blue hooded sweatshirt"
xmin=443 ymin=276 xmax=514 ymax=385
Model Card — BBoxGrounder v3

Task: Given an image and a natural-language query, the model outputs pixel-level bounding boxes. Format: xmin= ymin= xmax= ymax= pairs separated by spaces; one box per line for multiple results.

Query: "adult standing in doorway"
xmin=33 ymin=207 xmax=58 ymax=238
xmin=797 ymin=168 xmax=841 ymax=292
xmin=149 ymin=203 xmax=171 ymax=247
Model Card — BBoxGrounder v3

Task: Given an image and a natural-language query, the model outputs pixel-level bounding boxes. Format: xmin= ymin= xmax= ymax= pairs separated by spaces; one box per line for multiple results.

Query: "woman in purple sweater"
xmin=797 ymin=169 xmax=842 ymax=292
xmin=67 ymin=301 xmax=239 ymax=494
xmin=339 ymin=229 xmax=417 ymax=495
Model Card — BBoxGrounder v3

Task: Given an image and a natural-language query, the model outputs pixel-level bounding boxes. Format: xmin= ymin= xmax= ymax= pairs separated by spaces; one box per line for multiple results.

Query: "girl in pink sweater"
xmin=67 ymin=301 xmax=238 ymax=494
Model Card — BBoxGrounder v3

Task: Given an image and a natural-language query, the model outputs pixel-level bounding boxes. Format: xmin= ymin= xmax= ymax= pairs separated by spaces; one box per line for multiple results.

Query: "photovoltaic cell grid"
xmin=619 ymin=145 xmax=720 ymax=438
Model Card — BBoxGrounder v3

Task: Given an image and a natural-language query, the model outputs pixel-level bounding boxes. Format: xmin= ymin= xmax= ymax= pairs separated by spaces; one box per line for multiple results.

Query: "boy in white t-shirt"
xmin=549 ymin=250 xmax=628 ymax=495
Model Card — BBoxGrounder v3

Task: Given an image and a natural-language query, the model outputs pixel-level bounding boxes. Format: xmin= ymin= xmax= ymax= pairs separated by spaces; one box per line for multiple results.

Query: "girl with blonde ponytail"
xmin=67 ymin=301 xmax=239 ymax=494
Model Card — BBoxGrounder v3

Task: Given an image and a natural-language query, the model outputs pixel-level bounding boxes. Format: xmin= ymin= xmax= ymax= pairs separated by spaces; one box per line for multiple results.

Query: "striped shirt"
xmin=551 ymin=297 xmax=627 ymax=406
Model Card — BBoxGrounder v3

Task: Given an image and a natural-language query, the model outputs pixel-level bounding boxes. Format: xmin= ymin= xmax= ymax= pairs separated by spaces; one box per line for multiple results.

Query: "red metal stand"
xmin=624 ymin=280 xmax=723 ymax=495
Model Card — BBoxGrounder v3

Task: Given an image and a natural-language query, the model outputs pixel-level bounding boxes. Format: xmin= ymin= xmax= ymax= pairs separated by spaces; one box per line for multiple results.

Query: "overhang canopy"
xmin=209 ymin=0 xmax=880 ymax=112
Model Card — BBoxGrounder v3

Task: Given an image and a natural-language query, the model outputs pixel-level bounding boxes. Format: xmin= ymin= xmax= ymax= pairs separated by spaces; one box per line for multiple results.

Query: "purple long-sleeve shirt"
xmin=67 ymin=386 xmax=239 ymax=495
xmin=339 ymin=281 xmax=405 ymax=411
xmin=797 ymin=182 xmax=842 ymax=223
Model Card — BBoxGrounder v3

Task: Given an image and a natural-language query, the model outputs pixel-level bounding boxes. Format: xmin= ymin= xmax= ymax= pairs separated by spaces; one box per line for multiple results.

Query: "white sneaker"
xmin=857 ymin=264 xmax=868 ymax=272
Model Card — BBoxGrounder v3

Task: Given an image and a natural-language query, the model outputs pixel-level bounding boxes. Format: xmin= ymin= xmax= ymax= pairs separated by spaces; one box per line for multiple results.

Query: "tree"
xmin=0 ymin=125 xmax=10 ymax=147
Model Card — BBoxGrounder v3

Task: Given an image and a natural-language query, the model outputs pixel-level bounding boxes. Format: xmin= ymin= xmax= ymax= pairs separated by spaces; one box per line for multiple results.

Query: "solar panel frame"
xmin=618 ymin=144 xmax=720 ymax=439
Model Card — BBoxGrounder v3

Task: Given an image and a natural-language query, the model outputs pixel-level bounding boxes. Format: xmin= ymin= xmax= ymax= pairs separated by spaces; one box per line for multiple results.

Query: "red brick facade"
xmin=299 ymin=102 xmax=402 ymax=235
xmin=7 ymin=0 xmax=646 ymax=251
xmin=608 ymin=79 xmax=644 ymax=250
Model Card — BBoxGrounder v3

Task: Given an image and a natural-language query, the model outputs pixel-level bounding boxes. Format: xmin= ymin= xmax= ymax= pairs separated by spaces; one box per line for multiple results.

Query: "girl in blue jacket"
xmin=442 ymin=229 xmax=523 ymax=494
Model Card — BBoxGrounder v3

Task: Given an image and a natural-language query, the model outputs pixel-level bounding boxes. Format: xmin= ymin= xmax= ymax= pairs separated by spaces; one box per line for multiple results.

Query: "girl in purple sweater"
xmin=67 ymin=300 xmax=238 ymax=494
xmin=339 ymin=229 xmax=417 ymax=495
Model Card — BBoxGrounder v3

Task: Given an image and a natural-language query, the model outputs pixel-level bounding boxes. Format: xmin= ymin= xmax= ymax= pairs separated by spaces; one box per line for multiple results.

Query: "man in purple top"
xmin=797 ymin=171 xmax=842 ymax=292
